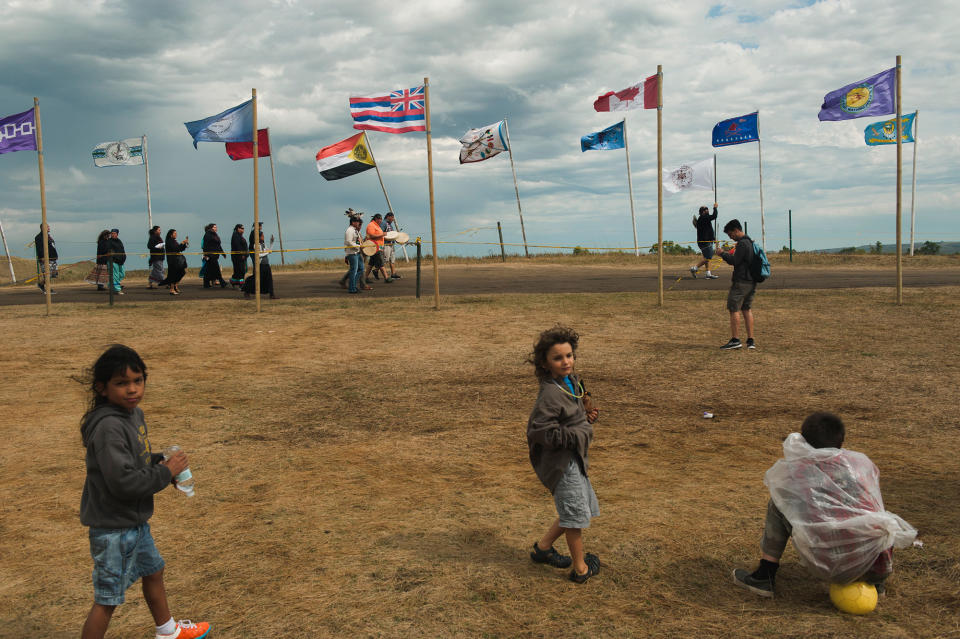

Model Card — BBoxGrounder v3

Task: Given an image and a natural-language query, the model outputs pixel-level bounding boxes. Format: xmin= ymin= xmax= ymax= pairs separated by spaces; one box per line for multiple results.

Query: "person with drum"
xmin=381 ymin=212 xmax=402 ymax=280
xmin=363 ymin=213 xmax=391 ymax=285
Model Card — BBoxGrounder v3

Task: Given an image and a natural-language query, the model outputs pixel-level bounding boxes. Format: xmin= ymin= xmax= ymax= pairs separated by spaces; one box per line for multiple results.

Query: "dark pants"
xmin=242 ymin=262 xmax=274 ymax=296
xmin=230 ymin=255 xmax=247 ymax=284
xmin=203 ymin=257 xmax=225 ymax=287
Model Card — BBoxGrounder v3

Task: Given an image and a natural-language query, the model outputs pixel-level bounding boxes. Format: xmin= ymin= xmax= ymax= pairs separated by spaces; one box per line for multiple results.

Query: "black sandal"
xmin=530 ymin=543 xmax=572 ymax=568
xmin=569 ymin=553 xmax=600 ymax=584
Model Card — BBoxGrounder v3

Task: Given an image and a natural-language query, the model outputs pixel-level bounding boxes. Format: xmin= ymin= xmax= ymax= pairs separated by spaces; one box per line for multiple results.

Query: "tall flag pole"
xmin=34 ymin=98 xmax=51 ymax=315
xmin=424 ymin=76 xmax=440 ymax=310
xmin=895 ymin=55 xmax=902 ymax=305
xmin=622 ymin=117 xmax=639 ymax=256
xmin=757 ymin=110 xmax=766 ymax=252
xmin=909 ymin=110 xmax=919 ymax=256
xmin=252 ymin=88 xmax=261 ymax=312
xmin=266 ymin=129 xmax=285 ymax=265
xmin=502 ymin=118 xmax=529 ymax=257
xmin=713 ymin=153 xmax=719 ymax=240
xmin=656 ymin=65 xmax=664 ymax=307
xmin=142 ymin=134 xmax=153 ymax=228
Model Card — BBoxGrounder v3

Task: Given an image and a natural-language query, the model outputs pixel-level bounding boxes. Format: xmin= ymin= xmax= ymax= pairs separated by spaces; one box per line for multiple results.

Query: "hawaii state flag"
xmin=316 ymin=132 xmax=376 ymax=180
xmin=593 ymin=76 xmax=658 ymax=112
xmin=226 ymin=128 xmax=271 ymax=160
xmin=349 ymin=86 xmax=426 ymax=134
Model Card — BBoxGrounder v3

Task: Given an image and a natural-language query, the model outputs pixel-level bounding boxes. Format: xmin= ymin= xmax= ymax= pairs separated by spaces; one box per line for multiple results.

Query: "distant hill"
xmin=817 ymin=241 xmax=960 ymax=255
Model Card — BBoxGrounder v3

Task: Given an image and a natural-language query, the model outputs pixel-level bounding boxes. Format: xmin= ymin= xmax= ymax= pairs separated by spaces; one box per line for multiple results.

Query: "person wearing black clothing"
xmin=690 ymin=203 xmax=720 ymax=279
xmin=201 ymin=223 xmax=227 ymax=288
xmin=241 ymin=229 xmax=277 ymax=299
xmin=147 ymin=225 xmax=165 ymax=289
xmin=34 ymin=224 xmax=58 ymax=293
xmin=718 ymin=219 xmax=757 ymax=350
xmin=158 ymin=229 xmax=189 ymax=295
xmin=229 ymin=223 xmax=247 ymax=287
xmin=106 ymin=228 xmax=127 ymax=294
xmin=85 ymin=229 xmax=112 ymax=290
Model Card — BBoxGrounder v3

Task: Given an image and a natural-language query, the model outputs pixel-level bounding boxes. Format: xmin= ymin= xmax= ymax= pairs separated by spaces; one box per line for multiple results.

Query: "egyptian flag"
xmin=225 ymin=128 xmax=270 ymax=160
xmin=315 ymin=132 xmax=375 ymax=180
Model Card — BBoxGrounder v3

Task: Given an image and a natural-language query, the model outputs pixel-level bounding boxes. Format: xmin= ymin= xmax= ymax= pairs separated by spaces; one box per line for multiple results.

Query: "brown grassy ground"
xmin=0 ymin=283 xmax=958 ymax=638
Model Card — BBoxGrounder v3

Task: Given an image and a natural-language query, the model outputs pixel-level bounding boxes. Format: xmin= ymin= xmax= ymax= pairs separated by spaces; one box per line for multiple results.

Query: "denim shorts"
xmin=699 ymin=242 xmax=714 ymax=259
xmin=89 ymin=522 xmax=165 ymax=605
xmin=553 ymin=460 xmax=599 ymax=529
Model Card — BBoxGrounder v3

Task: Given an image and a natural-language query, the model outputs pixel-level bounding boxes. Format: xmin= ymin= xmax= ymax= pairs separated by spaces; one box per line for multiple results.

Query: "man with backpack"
xmin=717 ymin=219 xmax=761 ymax=350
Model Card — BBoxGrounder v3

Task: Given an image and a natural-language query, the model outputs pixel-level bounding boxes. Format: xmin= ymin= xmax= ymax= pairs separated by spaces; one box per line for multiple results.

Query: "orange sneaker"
xmin=156 ymin=619 xmax=211 ymax=639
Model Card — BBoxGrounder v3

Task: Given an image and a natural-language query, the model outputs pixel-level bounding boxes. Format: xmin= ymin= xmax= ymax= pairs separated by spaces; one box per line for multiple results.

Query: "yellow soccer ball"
xmin=829 ymin=581 xmax=879 ymax=615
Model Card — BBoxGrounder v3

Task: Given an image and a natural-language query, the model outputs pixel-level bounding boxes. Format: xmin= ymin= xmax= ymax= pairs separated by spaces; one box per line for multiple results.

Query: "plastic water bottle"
xmin=162 ymin=445 xmax=196 ymax=497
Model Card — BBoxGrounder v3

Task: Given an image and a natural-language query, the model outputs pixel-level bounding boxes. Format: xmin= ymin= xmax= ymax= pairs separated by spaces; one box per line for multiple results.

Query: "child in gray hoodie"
xmin=79 ymin=345 xmax=210 ymax=639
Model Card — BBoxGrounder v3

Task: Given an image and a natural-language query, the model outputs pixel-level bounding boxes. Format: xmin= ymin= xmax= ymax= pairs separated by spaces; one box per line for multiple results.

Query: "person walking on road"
xmin=690 ymin=203 xmax=719 ymax=279
xmin=147 ymin=226 xmax=165 ymax=289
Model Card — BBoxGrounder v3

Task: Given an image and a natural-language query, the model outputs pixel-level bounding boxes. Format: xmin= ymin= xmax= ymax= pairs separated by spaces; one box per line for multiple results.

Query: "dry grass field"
xmin=0 ymin=278 xmax=958 ymax=638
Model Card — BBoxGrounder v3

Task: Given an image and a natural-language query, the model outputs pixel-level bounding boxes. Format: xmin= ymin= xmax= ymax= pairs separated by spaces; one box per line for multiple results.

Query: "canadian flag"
xmin=593 ymin=75 xmax=658 ymax=112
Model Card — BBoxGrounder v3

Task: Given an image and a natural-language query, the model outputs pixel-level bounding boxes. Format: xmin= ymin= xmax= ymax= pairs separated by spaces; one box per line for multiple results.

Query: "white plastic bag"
xmin=763 ymin=433 xmax=916 ymax=583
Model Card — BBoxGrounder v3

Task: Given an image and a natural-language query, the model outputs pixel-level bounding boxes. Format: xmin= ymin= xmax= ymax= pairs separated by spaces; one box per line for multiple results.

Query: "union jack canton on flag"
xmin=349 ymin=86 xmax=426 ymax=134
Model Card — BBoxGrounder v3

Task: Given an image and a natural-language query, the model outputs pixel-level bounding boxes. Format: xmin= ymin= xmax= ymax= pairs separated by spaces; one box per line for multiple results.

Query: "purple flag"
xmin=0 ymin=108 xmax=38 ymax=155
xmin=818 ymin=68 xmax=895 ymax=121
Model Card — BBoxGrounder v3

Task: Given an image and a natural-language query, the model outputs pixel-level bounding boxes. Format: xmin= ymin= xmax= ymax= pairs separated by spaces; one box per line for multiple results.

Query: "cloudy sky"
xmin=1 ymin=0 xmax=957 ymax=264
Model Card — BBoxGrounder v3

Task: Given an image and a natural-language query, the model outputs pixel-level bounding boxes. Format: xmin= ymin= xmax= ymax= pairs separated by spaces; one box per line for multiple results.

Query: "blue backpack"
xmin=748 ymin=236 xmax=771 ymax=283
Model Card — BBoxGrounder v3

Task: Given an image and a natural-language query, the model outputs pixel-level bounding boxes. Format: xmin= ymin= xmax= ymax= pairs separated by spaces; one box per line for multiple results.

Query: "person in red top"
xmin=363 ymin=214 xmax=391 ymax=285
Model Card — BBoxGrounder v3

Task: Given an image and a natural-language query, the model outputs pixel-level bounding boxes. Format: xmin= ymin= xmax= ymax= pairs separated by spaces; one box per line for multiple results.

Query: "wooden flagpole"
xmin=502 ymin=118 xmax=529 ymax=257
xmin=895 ymin=55 xmax=902 ymax=305
xmin=142 ymin=134 xmax=153 ymax=229
xmin=756 ymin=110 xmax=766 ymax=252
xmin=252 ymin=89 xmax=261 ymax=312
xmin=623 ymin=117 xmax=639 ymax=257
xmin=909 ymin=110 xmax=918 ymax=256
xmin=34 ymin=97 xmax=51 ymax=315
xmin=424 ymin=77 xmax=440 ymax=310
xmin=0 ymin=215 xmax=15 ymax=283
xmin=364 ymin=133 xmax=409 ymax=262
xmin=656 ymin=65 xmax=663 ymax=307
xmin=267 ymin=129 xmax=285 ymax=265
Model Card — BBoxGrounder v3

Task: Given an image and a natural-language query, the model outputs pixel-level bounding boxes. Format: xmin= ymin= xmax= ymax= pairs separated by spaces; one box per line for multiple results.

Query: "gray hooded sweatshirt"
xmin=80 ymin=404 xmax=172 ymax=528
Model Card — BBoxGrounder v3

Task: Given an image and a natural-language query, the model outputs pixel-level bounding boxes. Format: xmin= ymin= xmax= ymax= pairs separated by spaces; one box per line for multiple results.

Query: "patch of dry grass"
xmin=0 ymin=284 xmax=958 ymax=638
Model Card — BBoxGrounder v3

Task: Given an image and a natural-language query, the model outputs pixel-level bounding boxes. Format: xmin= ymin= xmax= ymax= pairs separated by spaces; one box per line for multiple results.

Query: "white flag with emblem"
xmin=662 ymin=157 xmax=714 ymax=194
xmin=92 ymin=137 xmax=144 ymax=167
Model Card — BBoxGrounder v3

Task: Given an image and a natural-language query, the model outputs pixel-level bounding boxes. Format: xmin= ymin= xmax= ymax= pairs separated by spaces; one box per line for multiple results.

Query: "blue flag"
xmin=712 ymin=112 xmax=759 ymax=147
xmin=184 ymin=100 xmax=254 ymax=149
xmin=864 ymin=112 xmax=915 ymax=145
xmin=818 ymin=67 xmax=895 ymax=121
xmin=581 ymin=121 xmax=625 ymax=152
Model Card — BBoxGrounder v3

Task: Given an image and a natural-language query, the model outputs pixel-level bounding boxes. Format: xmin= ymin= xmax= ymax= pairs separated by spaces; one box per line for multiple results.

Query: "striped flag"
xmin=349 ymin=86 xmax=426 ymax=134
xmin=92 ymin=137 xmax=144 ymax=167
xmin=316 ymin=132 xmax=376 ymax=180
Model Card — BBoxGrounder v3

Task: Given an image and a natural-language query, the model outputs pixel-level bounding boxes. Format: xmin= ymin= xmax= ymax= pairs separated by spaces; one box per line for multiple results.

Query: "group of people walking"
xmin=341 ymin=209 xmax=402 ymax=294
xmin=76 ymin=223 xmax=277 ymax=298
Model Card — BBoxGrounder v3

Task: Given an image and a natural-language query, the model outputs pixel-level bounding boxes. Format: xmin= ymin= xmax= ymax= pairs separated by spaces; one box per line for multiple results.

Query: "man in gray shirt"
xmin=717 ymin=219 xmax=756 ymax=350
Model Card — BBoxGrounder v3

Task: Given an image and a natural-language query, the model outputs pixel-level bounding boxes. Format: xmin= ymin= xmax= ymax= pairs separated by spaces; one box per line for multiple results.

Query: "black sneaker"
xmin=530 ymin=543 xmax=572 ymax=569
xmin=372 ymin=271 xmax=380 ymax=280
xmin=732 ymin=568 xmax=774 ymax=598
xmin=746 ymin=338 xmax=756 ymax=350
xmin=720 ymin=338 xmax=742 ymax=350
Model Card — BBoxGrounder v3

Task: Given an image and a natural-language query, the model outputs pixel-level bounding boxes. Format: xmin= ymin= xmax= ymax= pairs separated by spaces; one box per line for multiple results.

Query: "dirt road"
xmin=1 ymin=263 xmax=956 ymax=306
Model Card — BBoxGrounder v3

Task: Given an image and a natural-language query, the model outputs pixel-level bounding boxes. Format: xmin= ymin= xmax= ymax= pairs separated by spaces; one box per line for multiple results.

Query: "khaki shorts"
xmin=382 ymin=244 xmax=395 ymax=264
xmin=727 ymin=280 xmax=756 ymax=312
